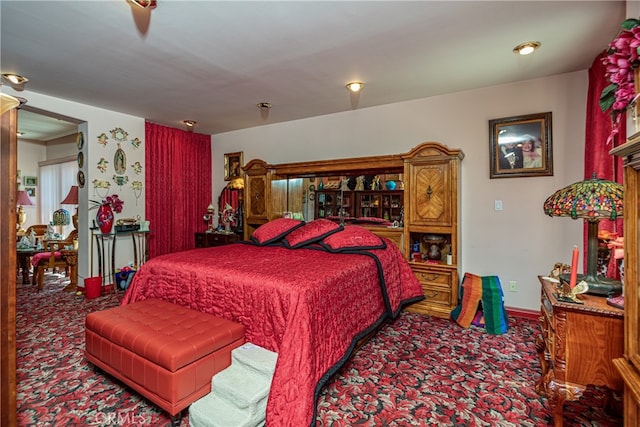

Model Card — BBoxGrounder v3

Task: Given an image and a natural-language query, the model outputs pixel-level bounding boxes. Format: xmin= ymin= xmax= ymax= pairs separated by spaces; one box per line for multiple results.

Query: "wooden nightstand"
xmin=536 ymin=276 xmax=623 ymax=426
xmin=194 ymin=232 xmax=239 ymax=248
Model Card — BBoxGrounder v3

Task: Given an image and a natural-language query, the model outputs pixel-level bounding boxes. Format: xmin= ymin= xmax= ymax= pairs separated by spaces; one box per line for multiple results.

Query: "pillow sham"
xmin=283 ymin=218 xmax=343 ymax=248
xmin=251 ymin=218 xmax=305 ymax=245
xmin=320 ymin=225 xmax=387 ymax=252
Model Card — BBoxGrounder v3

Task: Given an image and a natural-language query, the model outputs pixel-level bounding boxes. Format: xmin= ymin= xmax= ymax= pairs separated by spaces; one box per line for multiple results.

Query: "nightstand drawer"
xmin=412 ymin=266 xmax=452 ymax=286
xmin=419 ymin=282 xmax=452 ymax=306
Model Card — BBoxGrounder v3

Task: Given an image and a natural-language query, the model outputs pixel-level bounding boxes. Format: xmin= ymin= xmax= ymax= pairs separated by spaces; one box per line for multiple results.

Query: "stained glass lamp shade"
xmin=543 ymin=174 xmax=623 ymax=295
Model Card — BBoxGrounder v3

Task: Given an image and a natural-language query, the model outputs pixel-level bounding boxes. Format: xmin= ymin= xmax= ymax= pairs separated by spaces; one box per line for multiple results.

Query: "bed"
xmin=121 ymin=218 xmax=423 ymax=426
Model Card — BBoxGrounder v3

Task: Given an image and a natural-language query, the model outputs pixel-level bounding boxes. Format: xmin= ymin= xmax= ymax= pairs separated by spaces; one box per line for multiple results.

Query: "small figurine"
xmin=355 ymin=175 xmax=365 ymax=191
xmin=371 ymin=175 xmax=380 ymax=190
xmin=340 ymin=177 xmax=349 ymax=191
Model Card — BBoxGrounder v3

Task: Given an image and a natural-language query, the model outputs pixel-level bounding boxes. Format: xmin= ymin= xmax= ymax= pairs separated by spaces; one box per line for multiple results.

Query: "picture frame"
xmin=224 ymin=151 xmax=244 ymax=181
xmin=489 ymin=112 xmax=553 ymax=178
xmin=23 ymin=176 xmax=38 ymax=186
xmin=25 ymin=187 xmax=36 ymax=197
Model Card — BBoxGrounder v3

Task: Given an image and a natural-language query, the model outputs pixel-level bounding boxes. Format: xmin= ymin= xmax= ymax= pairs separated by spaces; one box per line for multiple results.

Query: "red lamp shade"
xmin=60 ymin=186 xmax=79 ymax=205
xmin=16 ymin=190 xmax=33 ymax=206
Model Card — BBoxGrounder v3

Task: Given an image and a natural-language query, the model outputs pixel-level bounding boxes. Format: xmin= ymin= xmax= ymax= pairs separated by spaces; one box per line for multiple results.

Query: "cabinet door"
xmin=407 ymin=160 xmax=452 ymax=226
xmin=245 ymin=174 xmax=268 ymax=222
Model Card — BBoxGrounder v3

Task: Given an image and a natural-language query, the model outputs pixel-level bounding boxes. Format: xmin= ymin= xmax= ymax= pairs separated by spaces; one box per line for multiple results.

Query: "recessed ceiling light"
xmin=513 ymin=41 xmax=541 ymax=56
xmin=1 ymin=73 xmax=29 ymax=91
xmin=346 ymin=82 xmax=364 ymax=93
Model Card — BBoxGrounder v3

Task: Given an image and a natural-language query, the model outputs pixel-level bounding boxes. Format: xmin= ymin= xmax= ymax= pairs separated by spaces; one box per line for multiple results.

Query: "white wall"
xmin=7 ymin=88 xmax=147 ymax=284
xmin=16 ymin=140 xmax=45 ymax=229
xmin=211 ymin=71 xmax=588 ymax=311
xmin=9 ymin=70 xmax=588 ymax=311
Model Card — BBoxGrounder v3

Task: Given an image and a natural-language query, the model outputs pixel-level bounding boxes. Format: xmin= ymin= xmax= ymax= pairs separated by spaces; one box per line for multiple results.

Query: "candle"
xmin=569 ymin=245 xmax=579 ymax=289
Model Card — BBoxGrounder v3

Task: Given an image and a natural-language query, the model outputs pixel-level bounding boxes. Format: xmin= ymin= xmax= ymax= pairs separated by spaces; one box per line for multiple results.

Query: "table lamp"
xmin=60 ymin=185 xmax=79 ymax=232
xmin=543 ymin=174 xmax=623 ymax=296
xmin=16 ymin=190 xmax=34 ymax=233
xmin=52 ymin=208 xmax=71 ymax=236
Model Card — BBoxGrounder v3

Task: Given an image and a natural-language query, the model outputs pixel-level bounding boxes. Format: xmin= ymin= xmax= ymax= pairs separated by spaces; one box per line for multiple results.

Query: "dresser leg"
xmin=535 ymin=334 xmax=549 ymax=396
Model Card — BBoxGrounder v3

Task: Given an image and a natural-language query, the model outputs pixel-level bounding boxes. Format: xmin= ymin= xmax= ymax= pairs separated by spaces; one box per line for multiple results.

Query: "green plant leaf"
xmin=600 ymin=83 xmax=617 ymax=112
xmin=621 ymin=18 xmax=640 ymax=30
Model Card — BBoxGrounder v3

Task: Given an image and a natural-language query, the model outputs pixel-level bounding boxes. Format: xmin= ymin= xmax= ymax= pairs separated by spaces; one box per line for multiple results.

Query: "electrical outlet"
xmin=508 ymin=281 xmax=517 ymax=292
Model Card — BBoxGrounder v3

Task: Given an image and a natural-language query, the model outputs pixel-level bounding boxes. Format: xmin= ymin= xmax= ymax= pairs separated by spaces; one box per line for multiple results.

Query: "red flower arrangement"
xmin=90 ymin=194 xmax=124 ymax=213
xmin=600 ymin=18 xmax=640 ymax=144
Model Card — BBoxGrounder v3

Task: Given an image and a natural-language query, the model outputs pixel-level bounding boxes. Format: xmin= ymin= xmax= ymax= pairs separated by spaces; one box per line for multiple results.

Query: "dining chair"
xmin=31 ymin=240 xmax=70 ymax=291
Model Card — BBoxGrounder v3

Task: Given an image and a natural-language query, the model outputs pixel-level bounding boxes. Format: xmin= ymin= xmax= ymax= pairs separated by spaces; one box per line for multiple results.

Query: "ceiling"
xmin=1 ymin=1 xmax=627 ymax=139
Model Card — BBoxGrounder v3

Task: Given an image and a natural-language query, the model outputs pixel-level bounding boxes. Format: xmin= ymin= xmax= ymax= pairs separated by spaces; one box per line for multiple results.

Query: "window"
xmin=39 ymin=159 xmax=76 ymax=237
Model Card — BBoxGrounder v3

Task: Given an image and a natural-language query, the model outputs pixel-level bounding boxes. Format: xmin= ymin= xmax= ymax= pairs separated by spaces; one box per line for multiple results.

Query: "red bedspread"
xmin=122 ymin=240 xmax=422 ymax=426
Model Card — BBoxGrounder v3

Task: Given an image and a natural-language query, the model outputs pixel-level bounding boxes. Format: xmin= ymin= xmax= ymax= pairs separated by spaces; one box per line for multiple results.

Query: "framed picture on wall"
xmin=224 ymin=151 xmax=244 ymax=181
xmin=23 ymin=176 xmax=38 ymax=186
xmin=489 ymin=112 xmax=553 ymax=178
xmin=25 ymin=187 xmax=36 ymax=197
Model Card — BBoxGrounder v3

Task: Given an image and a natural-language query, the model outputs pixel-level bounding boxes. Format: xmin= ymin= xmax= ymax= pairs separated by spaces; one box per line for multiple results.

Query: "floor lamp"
xmin=543 ymin=174 xmax=624 ymax=296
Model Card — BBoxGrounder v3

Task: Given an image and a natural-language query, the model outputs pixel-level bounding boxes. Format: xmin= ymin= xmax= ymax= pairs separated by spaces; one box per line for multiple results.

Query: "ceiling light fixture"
xmin=183 ymin=120 xmax=196 ymax=132
xmin=127 ymin=0 xmax=157 ymax=9
xmin=2 ymin=73 xmax=29 ymax=91
xmin=513 ymin=41 xmax=541 ymax=56
xmin=257 ymin=102 xmax=272 ymax=110
xmin=346 ymin=82 xmax=364 ymax=93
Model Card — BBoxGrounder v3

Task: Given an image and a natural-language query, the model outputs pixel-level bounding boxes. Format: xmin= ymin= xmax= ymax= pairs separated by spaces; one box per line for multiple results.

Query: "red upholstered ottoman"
xmin=85 ymin=299 xmax=245 ymax=425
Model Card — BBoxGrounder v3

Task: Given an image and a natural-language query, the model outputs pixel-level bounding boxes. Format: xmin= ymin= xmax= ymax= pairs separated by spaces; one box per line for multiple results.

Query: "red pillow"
xmin=251 ymin=218 xmax=305 ymax=245
xmin=320 ymin=225 xmax=386 ymax=252
xmin=283 ymin=219 xmax=343 ymax=248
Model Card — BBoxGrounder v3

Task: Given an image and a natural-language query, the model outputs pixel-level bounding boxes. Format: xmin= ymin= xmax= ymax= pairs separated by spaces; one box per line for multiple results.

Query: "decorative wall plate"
xmin=132 ymin=161 xmax=143 ymax=174
xmin=76 ymin=132 xmax=84 ymax=150
xmin=92 ymin=179 xmax=110 ymax=189
xmin=113 ymin=175 xmax=129 ymax=186
xmin=114 ymin=143 xmax=126 ymax=175
xmin=110 ymin=127 xmax=128 ymax=142
xmin=97 ymin=133 xmax=108 ymax=146
xmin=97 ymin=158 xmax=109 ymax=173
xmin=77 ymin=152 xmax=84 ymax=168
xmin=77 ymin=171 xmax=85 ymax=188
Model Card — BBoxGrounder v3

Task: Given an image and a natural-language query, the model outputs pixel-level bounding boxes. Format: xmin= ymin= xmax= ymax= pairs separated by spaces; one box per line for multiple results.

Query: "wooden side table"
xmin=194 ymin=232 xmax=239 ymax=248
xmin=536 ymin=276 xmax=623 ymax=426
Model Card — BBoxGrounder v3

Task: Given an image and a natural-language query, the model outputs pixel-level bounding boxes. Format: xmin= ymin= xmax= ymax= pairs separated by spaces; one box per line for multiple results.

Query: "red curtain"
xmin=145 ymin=122 xmax=212 ymax=257
xmin=584 ymin=51 xmax=624 ymax=277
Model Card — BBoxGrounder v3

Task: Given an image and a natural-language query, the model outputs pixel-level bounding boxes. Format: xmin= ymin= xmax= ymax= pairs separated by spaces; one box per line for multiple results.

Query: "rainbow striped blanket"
xmin=450 ymin=273 xmax=508 ymax=335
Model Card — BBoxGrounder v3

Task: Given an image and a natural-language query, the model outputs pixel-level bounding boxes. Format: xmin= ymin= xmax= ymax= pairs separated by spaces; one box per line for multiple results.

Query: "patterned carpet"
xmin=15 ymin=272 xmax=622 ymax=426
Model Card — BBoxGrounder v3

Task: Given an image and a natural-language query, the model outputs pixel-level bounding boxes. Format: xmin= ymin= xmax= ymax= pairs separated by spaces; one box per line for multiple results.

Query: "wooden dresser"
xmin=611 ymin=131 xmax=640 ymax=426
xmin=536 ymin=276 xmax=623 ymax=426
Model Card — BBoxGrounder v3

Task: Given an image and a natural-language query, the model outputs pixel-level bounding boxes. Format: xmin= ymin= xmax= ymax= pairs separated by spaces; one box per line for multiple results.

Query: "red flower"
xmin=600 ymin=18 xmax=640 ymax=144
xmin=90 ymin=194 xmax=124 ymax=213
